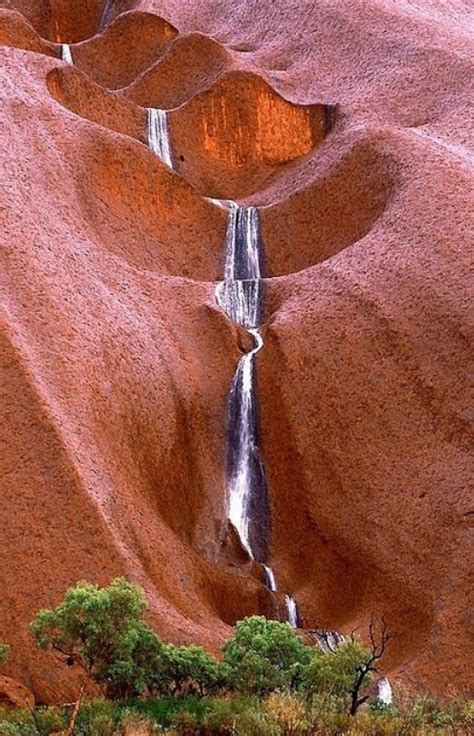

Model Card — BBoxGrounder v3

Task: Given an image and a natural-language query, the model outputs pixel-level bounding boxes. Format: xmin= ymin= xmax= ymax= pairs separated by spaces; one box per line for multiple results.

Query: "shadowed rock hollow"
xmin=0 ymin=0 xmax=472 ymax=703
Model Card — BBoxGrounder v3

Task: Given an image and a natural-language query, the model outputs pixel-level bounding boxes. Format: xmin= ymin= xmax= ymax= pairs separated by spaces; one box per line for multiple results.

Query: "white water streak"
xmin=227 ymin=329 xmax=263 ymax=557
xmin=224 ymin=205 xmax=261 ymax=281
xmin=60 ymin=44 xmax=73 ymax=64
xmin=378 ymin=677 xmax=393 ymax=704
xmin=285 ymin=595 xmax=299 ymax=628
xmin=147 ymin=108 xmax=173 ymax=169
xmin=215 ymin=279 xmax=261 ymax=329
xmin=316 ymin=630 xmax=345 ymax=653
xmin=263 ymin=565 xmax=277 ymax=592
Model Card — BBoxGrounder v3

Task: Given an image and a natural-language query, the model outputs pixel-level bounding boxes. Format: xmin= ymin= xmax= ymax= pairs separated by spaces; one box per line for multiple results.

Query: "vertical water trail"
xmin=285 ymin=595 xmax=300 ymax=628
xmin=215 ymin=279 xmax=261 ymax=330
xmin=216 ymin=205 xmax=269 ymax=563
xmin=98 ymin=0 xmax=111 ymax=31
xmin=224 ymin=205 xmax=261 ymax=282
xmin=263 ymin=565 xmax=277 ymax=592
xmin=216 ymin=202 xmax=300 ymax=624
xmin=147 ymin=108 xmax=174 ymax=169
xmin=60 ymin=44 xmax=73 ymax=64
xmin=216 ymin=205 xmax=262 ymax=327
xmin=377 ymin=677 xmax=393 ymax=704
xmin=226 ymin=328 xmax=267 ymax=559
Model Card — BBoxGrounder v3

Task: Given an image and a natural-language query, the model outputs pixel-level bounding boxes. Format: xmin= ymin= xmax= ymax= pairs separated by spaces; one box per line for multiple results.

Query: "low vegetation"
xmin=0 ymin=578 xmax=470 ymax=735
xmin=0 ymin=644 xmax=9 ymax=664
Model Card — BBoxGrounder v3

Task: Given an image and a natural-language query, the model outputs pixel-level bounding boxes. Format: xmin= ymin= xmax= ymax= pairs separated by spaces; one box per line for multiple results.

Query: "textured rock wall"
xmin=0 ymin=0 xmax=472 ymax=701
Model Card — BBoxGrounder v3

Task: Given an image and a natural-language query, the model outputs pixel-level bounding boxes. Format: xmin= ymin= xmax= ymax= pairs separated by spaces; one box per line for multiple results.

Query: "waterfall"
xmin=378 ymin=677 xmax=393 ymax=704
xmin=147 ymin=108 xmax=173 ymax=169
xmin=217 ymin=204 xmax=269 ymax=562
xmin=315 ymin=630 xmax=345 ymax=653
xmin=216 ymin=205 xmax=262 ymax=328
xmin=60 ymin=44 xmax=73 ymax=64
xmin=215 ymin=280 xmax=261 ymax=329
xmin=285 ymin=595 xmax=299 ymax=628
xmin=263 ymin=565 xmax=300 ymax=628
xmin=223 ymin=205 xmax=262 ymax=281
xmin=263 ymin=564 xmax=277 ymax=592
xmin=216 ymin=202 xmax=301 ymax=624
xmin=225 ymin=326 xmax=269 ymax=561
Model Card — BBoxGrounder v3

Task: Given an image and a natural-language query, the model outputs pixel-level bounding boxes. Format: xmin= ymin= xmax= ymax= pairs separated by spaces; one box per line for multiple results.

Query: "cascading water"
xmin=30 ymin=15 xmax=387 ymax=696
xmin=215 ymin=204 xmax=262 ymax=328
xmin=216 ymin=203 xmax=301 ymax=624
xmin=60 ymin=44 xmax=73 ymax=64
xmin=225 ymin=328 xmax=267 ymax=559
xmin=377 ymin=677 xmax=393 ymax=704
xmin=315 ymin=630 xmax=345 ymax=653
xmin=217 ymin=205 xmax=269 ymax=562
xmin=147 ymin=108 xmax=173 ymax=169
xmin=263 ymin=564 xmax=277 ymax=592
xmin=285 ymin=595 xmax=300 ymax=628
xmin=215 ymin=279 xmax=261 ymax=329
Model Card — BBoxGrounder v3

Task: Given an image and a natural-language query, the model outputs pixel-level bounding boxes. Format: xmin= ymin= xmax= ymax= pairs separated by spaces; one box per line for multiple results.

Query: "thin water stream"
xmin=147 ymin=108 xmax=174 ymax=168
xmin=60 ymin=44 xmax=73 ymax=64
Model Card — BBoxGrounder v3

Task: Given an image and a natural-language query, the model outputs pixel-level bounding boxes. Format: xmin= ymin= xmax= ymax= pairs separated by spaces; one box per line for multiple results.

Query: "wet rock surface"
xmin=0 ymin=0 xmax=472 ymax=701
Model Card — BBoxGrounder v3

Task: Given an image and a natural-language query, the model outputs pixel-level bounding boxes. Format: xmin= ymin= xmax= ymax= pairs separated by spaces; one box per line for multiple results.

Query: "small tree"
xmin=302 ymin=615 xmax=391 ymax=716
xmin=348 ymin=615 xmax=391 ymax=715
xmin=30 ymin=578 xmax=159 ymax=733
xmin=101 ymin=621 xmax=168 ymax=700
xmin=162 ymin=644 xmax=220 ymax=697
xmin=302 ymin=639 xmax=373 ymax=701
xmin=222 ymin=616 xmax=311 ymax=695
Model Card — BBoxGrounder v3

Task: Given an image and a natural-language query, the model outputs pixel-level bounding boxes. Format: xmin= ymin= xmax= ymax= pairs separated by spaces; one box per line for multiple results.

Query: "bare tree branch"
xmin=349 ymin=613 xmax=392 ymax=716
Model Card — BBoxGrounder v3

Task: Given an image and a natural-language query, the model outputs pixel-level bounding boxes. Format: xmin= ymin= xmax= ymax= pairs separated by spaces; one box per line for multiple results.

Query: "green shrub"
xmin=30 ymin=578 xmax=164 ymax=701
xmin=301 ymin=639 xmax=373 ymax=702
xmin=222 ymin=616 xmax=311 ymax=695
xmin=74 ymin=699 xmax=119 ymax=736
xmin=0 ymin=707 xmax=37 ymax=736
xmin=162 ymin=644 xmax=220 ymax=697
xmin=126 ymin=695 xmax=207 ymax=727
xmin=30 ymin=706 xmax=67 ymax=735
xmin=168 ymin=696 xmax=267 ymax=736
xmin=102 ymin=622 xmax=168 ymax=700
xmin=0 ymin=645 xmax=10 ymax=665
xmin=0 ymin=723 xmax=23 ymax=736
xmin=201 ymin=696 xmax=252 ymax=733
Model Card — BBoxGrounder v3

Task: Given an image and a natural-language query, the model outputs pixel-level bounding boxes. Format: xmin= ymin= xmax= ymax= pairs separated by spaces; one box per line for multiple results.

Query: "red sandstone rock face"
xmin=0 ymin=0 xmax=472 ymax=702
xmin=0 ymin=676 xmax=34 ymax=709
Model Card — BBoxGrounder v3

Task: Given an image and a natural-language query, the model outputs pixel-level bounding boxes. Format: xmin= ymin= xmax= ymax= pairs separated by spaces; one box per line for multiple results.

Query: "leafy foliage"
xmin=30 ymin=578 xmax=147 ymax=675
xmin=24 ymin=577 xmax=473 ymax=734
xmin=301 ymin=640 xmax=374 ymax=699
xmin=30 ymin=578 xmax=221 ymax=702
xmin=0 ymin=694 xmax=473 ymax=736
xmin=0 ymin=644 xmax=9 ymax=664
xmin=126 ymin=695 xmax=208 ymax=728
xmin=100 ymin=621 xmax=167 ymax=699
xmin=30 ymin=578 xmax=167 ymax=700
xmin=0 ymin=706 xmax=67 ymax=736
xmin=222 ymin=616 xmax=311 ymax=695
xmin=162 ymin=644 xmax=220 ymax=696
